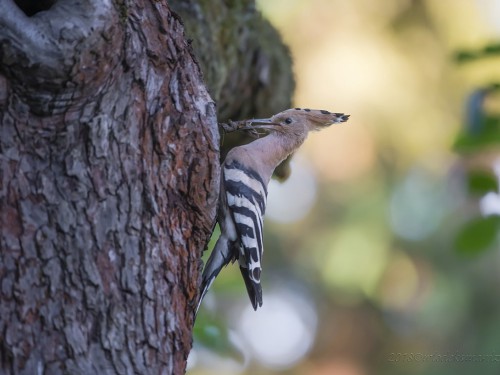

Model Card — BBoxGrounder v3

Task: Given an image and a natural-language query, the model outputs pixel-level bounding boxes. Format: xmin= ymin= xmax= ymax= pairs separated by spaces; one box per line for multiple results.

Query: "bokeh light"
xmin=377 ymin=251 xmax=421 ymax=313
xmin=237 ymin=290 xmax=317 ymax=370
xmin=480 ymin=158 xmax=500 ymax=216
xmin=389 ymin=166 xmax=450 ymax=241
xmin=266 ymin=157 xmax=317 ymax=223
xmin=316 ymin=225 xmax=390 ymax=297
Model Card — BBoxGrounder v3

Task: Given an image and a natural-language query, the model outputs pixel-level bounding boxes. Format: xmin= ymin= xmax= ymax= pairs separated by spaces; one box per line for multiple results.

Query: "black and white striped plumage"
xmin=198 ymin=108 xmax=349 ymax=311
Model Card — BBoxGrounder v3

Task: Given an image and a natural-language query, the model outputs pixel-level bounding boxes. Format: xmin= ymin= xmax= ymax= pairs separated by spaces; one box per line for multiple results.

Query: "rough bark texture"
xmin=0 ymin=1 xmax=218 ymax=374
xmin=170 ymin=0 xmax=294 ymax=122
xmin=169 ymin=0 xmax=295 ymax=179
xmin=0 ymin=0 xmax=294 ymax=374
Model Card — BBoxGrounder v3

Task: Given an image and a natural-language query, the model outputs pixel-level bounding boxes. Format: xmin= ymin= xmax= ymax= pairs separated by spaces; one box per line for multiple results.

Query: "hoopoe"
xmin=198 ymin=108 xmax=349 ymax=311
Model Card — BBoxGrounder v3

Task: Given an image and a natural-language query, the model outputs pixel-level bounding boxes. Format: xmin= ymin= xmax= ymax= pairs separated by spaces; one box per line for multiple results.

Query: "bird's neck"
xmin=252 ymin=131 xmax=308 ymax=171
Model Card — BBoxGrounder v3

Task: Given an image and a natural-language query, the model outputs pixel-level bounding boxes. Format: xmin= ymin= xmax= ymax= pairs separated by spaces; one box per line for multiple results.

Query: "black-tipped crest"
xmin=271 ymin=108 xmax=349 ymax=128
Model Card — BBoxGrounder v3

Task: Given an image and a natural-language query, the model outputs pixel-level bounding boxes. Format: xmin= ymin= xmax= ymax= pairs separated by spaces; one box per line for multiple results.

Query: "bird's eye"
xmin=285 ymin=117 xmax=293 ymax=124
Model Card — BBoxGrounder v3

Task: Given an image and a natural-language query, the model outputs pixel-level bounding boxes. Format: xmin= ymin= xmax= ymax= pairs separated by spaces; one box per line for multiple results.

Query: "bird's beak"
xmin=253 ymin=118 xmax=287 ymax=131
xmin=249 ymin=118 xmax=278 ymax=127
xmin=239 ymin=118 xmax=281 ymax=132
xmin=249 ymin=118 xmax=274 ymax=124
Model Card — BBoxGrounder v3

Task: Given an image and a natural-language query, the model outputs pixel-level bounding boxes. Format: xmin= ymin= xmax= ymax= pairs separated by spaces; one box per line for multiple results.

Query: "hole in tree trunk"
xmin=14 ymin=0 xmax=56 ymax=16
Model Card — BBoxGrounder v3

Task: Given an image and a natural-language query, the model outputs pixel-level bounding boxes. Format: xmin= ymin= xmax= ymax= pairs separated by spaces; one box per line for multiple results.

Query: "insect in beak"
xmin=230 ymin=118 xmax=281 ymax=137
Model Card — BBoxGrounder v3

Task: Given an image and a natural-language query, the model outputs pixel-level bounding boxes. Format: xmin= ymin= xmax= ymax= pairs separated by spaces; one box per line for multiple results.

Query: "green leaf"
xmin=467 ymin=170 xmax=498 ymax=195
xmin=193 ymin=313 xmax=244 ymax=362
xmin=484 ymin=43 xmax=500 ymax=55
xmin=453 ymin=116 xmax=500 ymax=153
xmin=455 ymin=216 xmax=500 ymax=255
xmin=453 ymin=132 xmax=500 ymax=153
xmin=454 ymin=44 xmax=500 ymax=64
xmin=454 ymin=50 xmax=478 ymax=64
xmin=488 ymin=83 xmax=500 ymax=91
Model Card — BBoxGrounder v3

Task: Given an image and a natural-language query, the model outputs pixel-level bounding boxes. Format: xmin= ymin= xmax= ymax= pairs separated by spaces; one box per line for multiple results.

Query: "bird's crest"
xmin=284 ymin=108 xmax=350 ymax=129
xmin=245 ymin=107 xmax=349 ymax=135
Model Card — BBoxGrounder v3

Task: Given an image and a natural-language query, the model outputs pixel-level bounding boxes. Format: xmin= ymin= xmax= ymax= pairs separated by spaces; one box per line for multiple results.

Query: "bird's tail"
xmin=196 ymin=236 xmax=233 ymax=314
xmin=239 ymin=266 xmax=263 ymax=311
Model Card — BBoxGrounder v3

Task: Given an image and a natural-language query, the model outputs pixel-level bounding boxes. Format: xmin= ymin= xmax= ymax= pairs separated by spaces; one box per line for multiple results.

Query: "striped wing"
xmin=223 ymin=160 xmax=267 ymax=309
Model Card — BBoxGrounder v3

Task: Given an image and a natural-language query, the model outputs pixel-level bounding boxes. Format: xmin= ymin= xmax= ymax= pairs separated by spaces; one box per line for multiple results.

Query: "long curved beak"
xmin=249 ymin=118 xmax=274 ymax=125
xmin=247 ymin=118 xmax=281 ymax=131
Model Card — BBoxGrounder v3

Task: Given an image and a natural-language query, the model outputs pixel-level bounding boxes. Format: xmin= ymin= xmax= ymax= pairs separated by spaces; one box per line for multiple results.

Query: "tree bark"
xmin=169 ymin=0 xmax=294 ymax=122
xmin=0 ymin=1 xmax=218 ymax=374
xmin=0 ymin=0 xmax=293 ymax=374
xmin=169 ymin=0 xmax=296 ymax=179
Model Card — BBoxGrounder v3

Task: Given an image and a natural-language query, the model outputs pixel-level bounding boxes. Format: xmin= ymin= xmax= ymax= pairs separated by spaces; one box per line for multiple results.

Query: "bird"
xmin=198 ymin=108 xmax=349 ymax=311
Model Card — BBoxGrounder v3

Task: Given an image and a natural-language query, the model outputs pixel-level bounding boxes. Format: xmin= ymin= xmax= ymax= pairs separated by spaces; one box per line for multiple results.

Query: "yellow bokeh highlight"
xmin=317 ymin=225 xmax=390 ymax=297
xmin=377 ymin=252 xmax=420 ymax=312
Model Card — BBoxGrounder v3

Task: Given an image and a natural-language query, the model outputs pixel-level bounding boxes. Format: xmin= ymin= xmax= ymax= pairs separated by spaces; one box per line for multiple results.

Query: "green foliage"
xmin=452 ymin=42 xmax=500 ymax=257
xmin=193 ymin=313 xmax=244 ymax=362
xmin=454 ymin=216 xmax=500 ymax=255
xmin=466 ymin=170 xmax=498 ymax=195
xmin=453 ymin=115 xmax=500 ymax=153
xmin=454 ymin=43 xmax=500 ymax=63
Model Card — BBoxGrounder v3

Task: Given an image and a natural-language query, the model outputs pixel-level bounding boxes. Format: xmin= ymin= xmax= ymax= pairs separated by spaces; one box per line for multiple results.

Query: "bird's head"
xmin=243 ymin=108 xmax=349 ymax=136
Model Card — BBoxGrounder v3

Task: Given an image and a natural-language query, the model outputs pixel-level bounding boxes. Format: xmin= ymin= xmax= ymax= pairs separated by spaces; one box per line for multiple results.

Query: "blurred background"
xmin=190 ymin=0 xmax=500 ymax=374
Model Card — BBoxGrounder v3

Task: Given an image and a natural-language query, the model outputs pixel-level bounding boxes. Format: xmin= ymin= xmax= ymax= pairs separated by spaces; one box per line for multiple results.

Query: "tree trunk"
xmin=169 ymin=0 xmax=296 ymax=179
xmin=0 ymin=0 xmax=293 ymax=374
xmin=169 ymin=0 xmax=294 ymax=122
xmin=0 ymin=1 xmax=218 ymax=373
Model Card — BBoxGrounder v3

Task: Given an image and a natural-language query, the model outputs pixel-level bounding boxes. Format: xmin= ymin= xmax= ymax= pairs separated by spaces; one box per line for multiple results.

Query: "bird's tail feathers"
xmin=196 ymin=236 xmax=233 ymax=314
xmin=239 ymin=266 xmax=263 ymax=311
